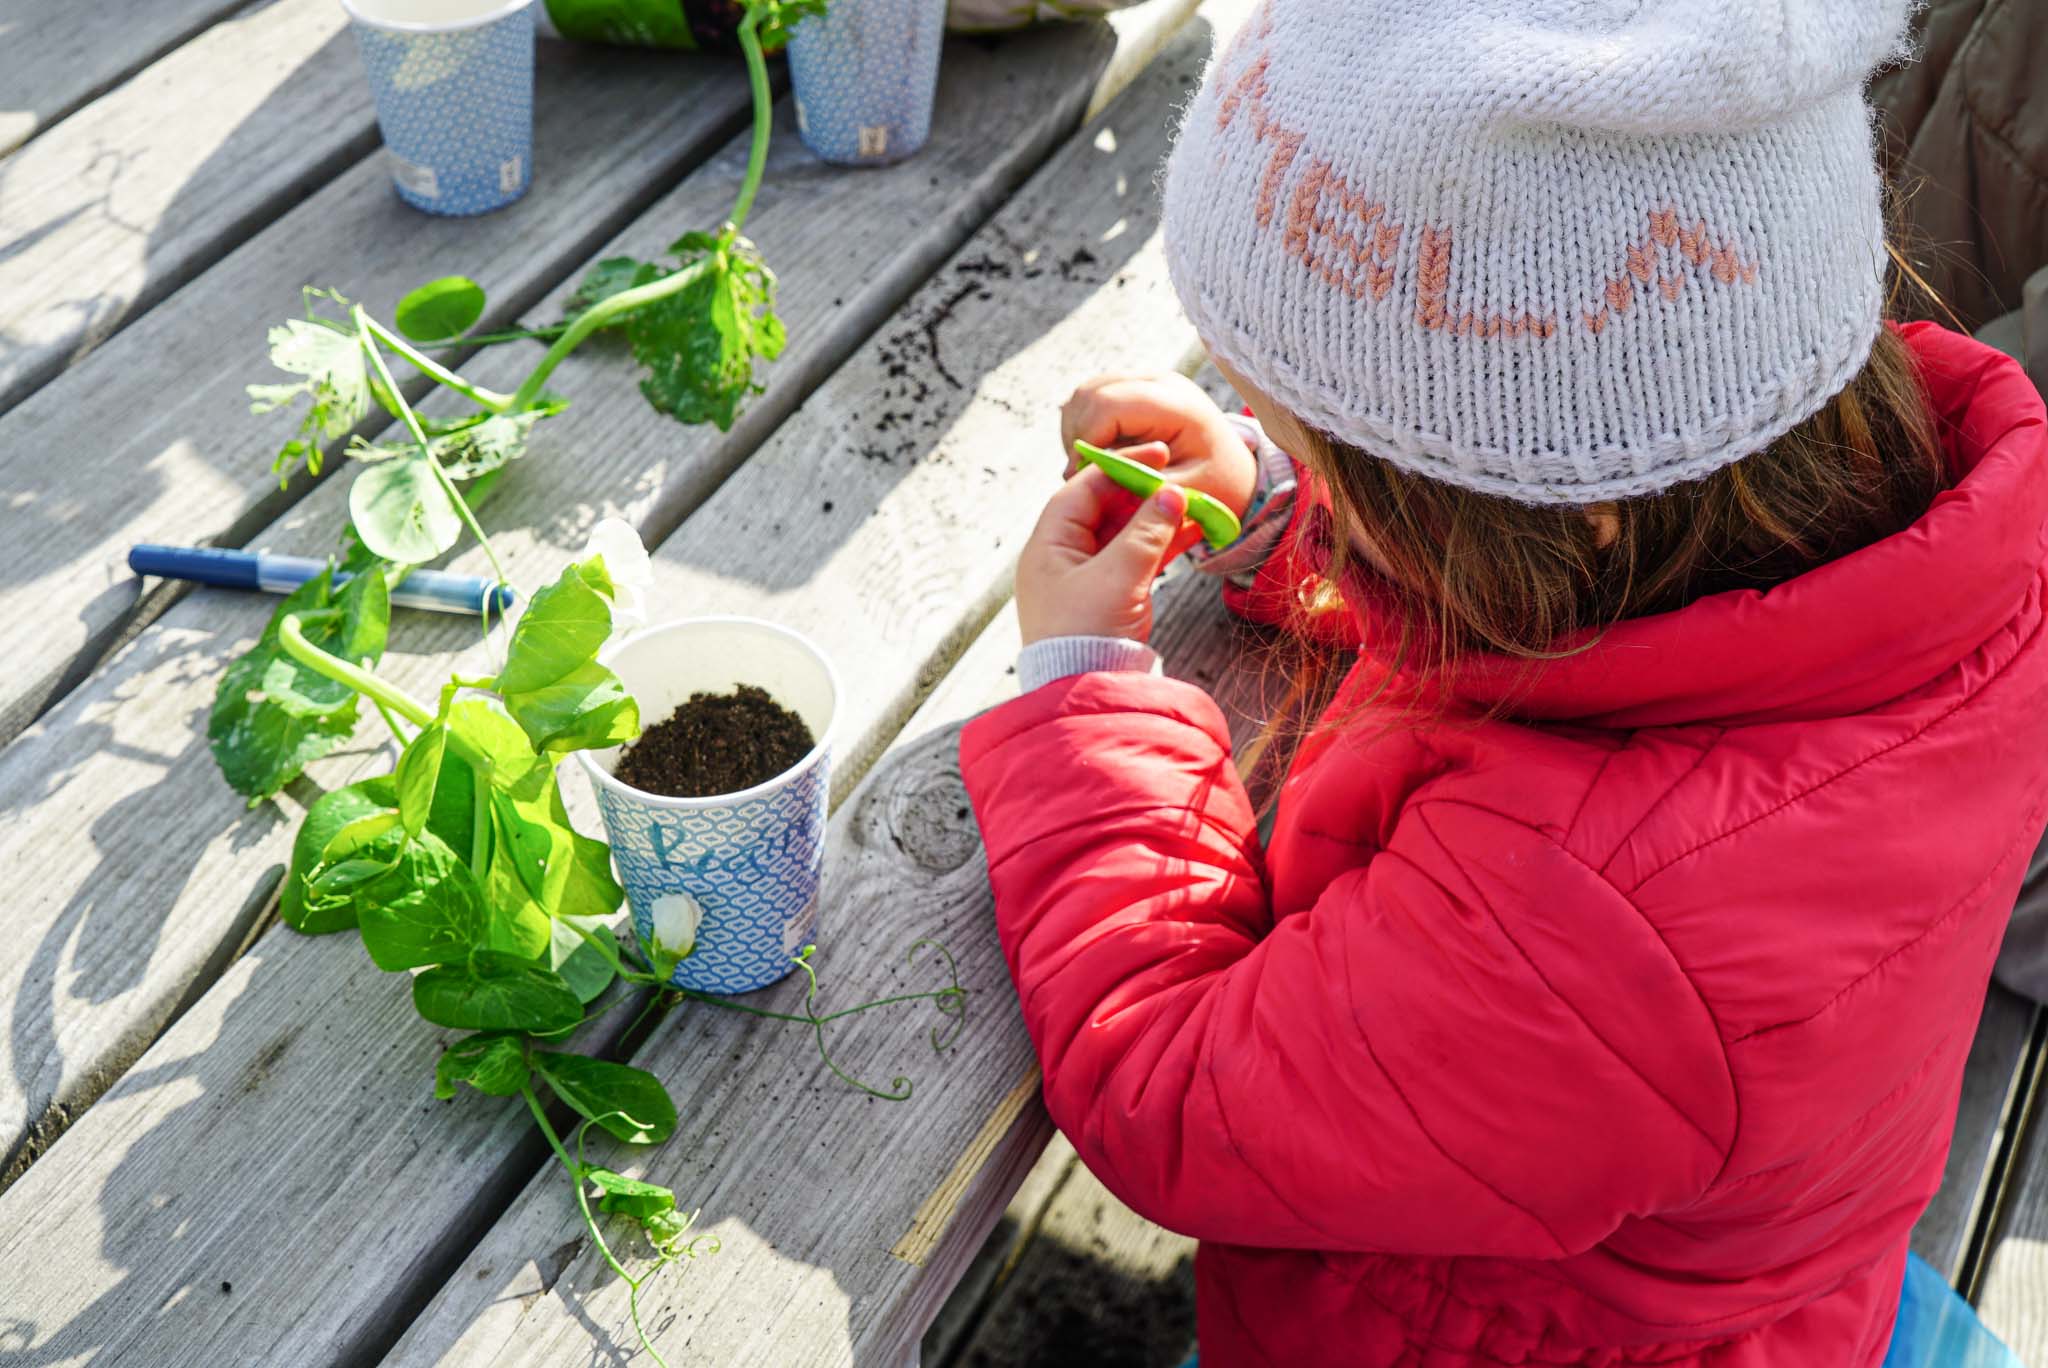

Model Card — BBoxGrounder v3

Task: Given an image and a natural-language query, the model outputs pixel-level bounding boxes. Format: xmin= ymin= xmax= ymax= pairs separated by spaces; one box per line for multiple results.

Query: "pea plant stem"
xmin=359 ymin=314 xmax=514 ymax=412
xmin=727 ymin=9 xmax=775 ymax=234
xmin=355 ymin=311 xmax=511 ymax=591
xmin=279 ymin=615 xmax=433 ymax=728
xmin=507 ymin=255 xmax=716 ymax=413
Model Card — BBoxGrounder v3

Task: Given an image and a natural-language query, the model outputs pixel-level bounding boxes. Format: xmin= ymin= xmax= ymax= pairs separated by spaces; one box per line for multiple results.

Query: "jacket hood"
xmin=1335 ymin=322 xmax=2048 ymax=728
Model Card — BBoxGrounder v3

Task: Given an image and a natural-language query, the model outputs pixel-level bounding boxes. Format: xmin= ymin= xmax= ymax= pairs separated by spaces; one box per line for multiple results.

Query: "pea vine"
xmin=193 ymin=5 xmax=980 ymax=1362
xmin=213 ymin=0 xmax=827 ymax=805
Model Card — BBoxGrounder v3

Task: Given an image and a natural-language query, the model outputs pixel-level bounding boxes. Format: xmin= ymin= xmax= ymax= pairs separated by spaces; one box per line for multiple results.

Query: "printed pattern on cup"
xmin=786 ymin=0 xmax=947 ymax=167
xmin=350 ymin=5 xmax=536 ymax=216
xmin=593 ymin=753 xmax=830 ymax=994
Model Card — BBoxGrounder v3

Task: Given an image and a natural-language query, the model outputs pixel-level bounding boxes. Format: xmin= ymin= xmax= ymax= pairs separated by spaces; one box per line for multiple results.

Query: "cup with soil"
xmin=580 ymin=617 xmax=839 ymax=993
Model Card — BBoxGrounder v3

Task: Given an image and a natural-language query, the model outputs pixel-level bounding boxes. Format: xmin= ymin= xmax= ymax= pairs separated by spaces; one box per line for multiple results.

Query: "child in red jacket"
xmin=959 ymin=3 xmax=2048 ymax=1365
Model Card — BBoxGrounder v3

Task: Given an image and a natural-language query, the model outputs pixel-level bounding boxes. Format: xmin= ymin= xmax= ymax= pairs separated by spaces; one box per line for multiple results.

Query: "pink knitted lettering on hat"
xmin=1164 ymin=0 xmax=1915 ymax=504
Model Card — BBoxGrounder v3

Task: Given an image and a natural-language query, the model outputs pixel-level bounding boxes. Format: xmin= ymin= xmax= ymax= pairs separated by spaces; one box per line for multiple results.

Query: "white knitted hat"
xmin=1163 ymin=0 xmax=1916 ymax=505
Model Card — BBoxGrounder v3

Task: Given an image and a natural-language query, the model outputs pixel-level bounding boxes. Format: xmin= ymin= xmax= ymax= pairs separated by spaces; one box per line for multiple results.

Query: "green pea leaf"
xmin=550 ymin=916 xmax=619 ymax=1004
xmin=533 ymin=1051 xmax=676 ymax=1144
xmin=429 ymin=410 xmax=543 ymax=481
xmin=445 ymin=699 xmax=545 ymax=786
xmin=586 ymin=1168 xmax=677 ymax=1227
xmin=281 ymin=776 xmax=398 ymax=933
xmin=249 ymin=308 xmax=371 ymax=484
xmin=629 ymin=240 xmax=786 ymax=432
xmin=209 ymin=565 xmax=390 ymax=801
xmin=395 ymin=724 xmax=449 ymax=836
xmin=434 ymin=1032 xmax=529 ymax=1100
xmin=505 ymin=661 xmax=640 ymax=756
xmin=498 ymin=557 xmax=614 ymax=696
xmin=556 ymin=829 xmax=626 ymax=923
xmin=395 ymin=275 xmax=487 ymax=342
xmin=349 ymin=830 xmax=490 ymax=971
xmin=414 ymin=951 xmax=585 ymax=1034
xmin=349 ymin=454 xmax=463 ymax=565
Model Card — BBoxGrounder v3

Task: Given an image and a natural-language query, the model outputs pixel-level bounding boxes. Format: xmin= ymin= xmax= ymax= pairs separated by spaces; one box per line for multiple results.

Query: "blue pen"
xmin=128 ymin=545 xmax=517 ymax=617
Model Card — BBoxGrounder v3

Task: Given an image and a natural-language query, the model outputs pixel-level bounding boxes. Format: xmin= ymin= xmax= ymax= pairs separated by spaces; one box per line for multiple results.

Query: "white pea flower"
xmin=648 ymin=891 xmax=702 ymax=977
xmin=581 ymin=516 xmax=652 ymax=632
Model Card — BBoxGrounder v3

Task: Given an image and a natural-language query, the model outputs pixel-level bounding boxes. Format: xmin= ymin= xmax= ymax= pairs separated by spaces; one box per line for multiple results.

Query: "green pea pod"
xmin=1071 ymin=440 xmax=1242 ymax=551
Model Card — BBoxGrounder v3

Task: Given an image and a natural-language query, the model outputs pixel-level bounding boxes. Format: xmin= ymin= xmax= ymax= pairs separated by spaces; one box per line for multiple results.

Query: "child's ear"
xmin=1585 ymin=504 xmax=1621 ymax=551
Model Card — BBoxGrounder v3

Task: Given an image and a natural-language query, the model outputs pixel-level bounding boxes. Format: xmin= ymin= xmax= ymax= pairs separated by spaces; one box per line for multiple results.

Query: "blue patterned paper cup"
xmin=580 ymin=618 xmax=839 ymax=995
xmin=343 ymin=0 xmax=537 ymax=216
xmin=787 ymin=0 xmax=948 ymax=167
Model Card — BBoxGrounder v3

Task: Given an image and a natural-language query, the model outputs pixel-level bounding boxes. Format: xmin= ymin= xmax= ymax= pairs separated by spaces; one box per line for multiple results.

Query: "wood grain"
xmin=1909 ymin=987 xmax=2041 ymax=1282
xmin=1973 ymin=1014 xmax=2048 ymax=1363
xmin=0 ymin=41 xmax=751 ymax=749
xmin=0 ymin=11 xmax=1211 ymax=1365
xmin=0 ymin=0 xmax=251 ymax=157
xmin=0 ymin=0 xmax=377 ymax=415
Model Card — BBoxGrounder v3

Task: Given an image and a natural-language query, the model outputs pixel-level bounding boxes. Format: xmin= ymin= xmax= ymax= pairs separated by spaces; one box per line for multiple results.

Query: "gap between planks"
xmin=0 ymin=0 xmax=387 ymax=417
xmin=0 ymin=0 xmax=261 ymax=158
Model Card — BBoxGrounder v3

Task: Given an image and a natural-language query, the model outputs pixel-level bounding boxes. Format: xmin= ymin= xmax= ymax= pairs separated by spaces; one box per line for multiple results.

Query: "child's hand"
xmin=1017 ymin=467 xmax=1187 ymax=646
xmin=1061 ymin=373 xmax=1257 ymax=561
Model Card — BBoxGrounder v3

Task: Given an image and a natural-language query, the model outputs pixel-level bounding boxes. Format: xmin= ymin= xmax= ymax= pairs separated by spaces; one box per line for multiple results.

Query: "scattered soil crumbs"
xmin=856 ymin=246 xmax=1108 ymax=465
xmin=616 ymin=686 xmax=814 ymax=798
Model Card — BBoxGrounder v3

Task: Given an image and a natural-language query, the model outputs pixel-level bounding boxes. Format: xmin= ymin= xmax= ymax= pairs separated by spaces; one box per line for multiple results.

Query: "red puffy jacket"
xmin=959 ymin=324 xmax=2048 ymax=1367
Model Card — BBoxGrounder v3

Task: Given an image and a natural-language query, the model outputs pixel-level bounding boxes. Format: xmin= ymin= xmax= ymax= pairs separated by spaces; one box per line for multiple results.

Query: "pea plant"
xmin=272 ymin=544 xmax=968 ymax=1366
xmin=213 ymin=0 xmax=825 ymax=804
xmin=196 ymin=4 xmax=980 ymax=1360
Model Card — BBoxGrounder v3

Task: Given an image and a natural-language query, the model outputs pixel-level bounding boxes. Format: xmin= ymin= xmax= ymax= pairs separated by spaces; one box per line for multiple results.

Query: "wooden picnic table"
xmin=0 ymin=3 xmax=2042 ymax=1365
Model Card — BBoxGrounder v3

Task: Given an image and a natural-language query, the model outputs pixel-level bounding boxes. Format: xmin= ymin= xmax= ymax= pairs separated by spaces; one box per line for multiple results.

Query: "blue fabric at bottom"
xmin=1883 ymin=1252 xmax=2024 ymax=1367
xmin=1175 ymin=1254 xmax=2019 ymax=1368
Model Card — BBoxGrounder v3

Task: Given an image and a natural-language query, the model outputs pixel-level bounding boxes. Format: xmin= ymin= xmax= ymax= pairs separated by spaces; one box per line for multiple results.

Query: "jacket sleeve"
xmin=960 ymin=671 xmax=1736 ymax=1258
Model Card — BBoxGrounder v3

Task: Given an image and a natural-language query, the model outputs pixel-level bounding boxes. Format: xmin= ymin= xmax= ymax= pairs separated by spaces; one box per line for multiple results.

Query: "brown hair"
xmin=1246 ymin=322 xmax=1949 ymax=781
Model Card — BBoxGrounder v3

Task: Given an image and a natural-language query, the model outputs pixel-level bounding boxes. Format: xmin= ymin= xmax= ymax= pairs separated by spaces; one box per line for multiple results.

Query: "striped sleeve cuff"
xmin=1188 ymin=413 xmax=1298 ymax=587
xmin=1016 ymin=635 xmax=1162 ymax=692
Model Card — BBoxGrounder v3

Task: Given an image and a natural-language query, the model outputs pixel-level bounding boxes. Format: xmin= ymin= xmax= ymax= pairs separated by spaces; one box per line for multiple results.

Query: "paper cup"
xmin=343 ymin=0 xmax=537 ymax=215
xmin=580 ymin=618 xmax=838 ymax=994
xmin=787 ymin=0 xmax=948 ymax=167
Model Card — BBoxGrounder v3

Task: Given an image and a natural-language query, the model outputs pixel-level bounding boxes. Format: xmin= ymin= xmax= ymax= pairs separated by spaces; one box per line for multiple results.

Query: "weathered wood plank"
xmin=1973 ymin=1012 xmax=2048 ymax=1362
xmin=0 ymin=12 xmax=1209 ymax=1364
xmin=1910 ymin=987 xmax=2042 ymax=1282
xmin=0 ymin=0 xmax=251 ymax=157
xmin=0 ymin=0 xmax=376 ymax=415
xmin=0 ymin=40 xmax=751 ymax=750
xmin=376 ymin=30 xmax=1265 ymax=1351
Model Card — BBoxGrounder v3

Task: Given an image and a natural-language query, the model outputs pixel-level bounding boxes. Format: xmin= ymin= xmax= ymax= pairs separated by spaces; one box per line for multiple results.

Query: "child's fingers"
xmin=1027 ymin=466 xmax=1118 ymax=557
xmin=1100 ymin=484 xmax=1187 ymax=581
xmin=1064 ymin=377 xmax=1203 ymax=453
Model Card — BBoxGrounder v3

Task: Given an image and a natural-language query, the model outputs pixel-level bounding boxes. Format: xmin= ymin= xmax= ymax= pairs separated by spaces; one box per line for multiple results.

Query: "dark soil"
xmin=616 ymin=685 xmax=814 ymax=799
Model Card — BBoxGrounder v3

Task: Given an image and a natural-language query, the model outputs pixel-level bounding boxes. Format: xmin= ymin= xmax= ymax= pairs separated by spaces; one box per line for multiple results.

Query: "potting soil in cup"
xmin=616 ymin=685 xmax=815 ymax=799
